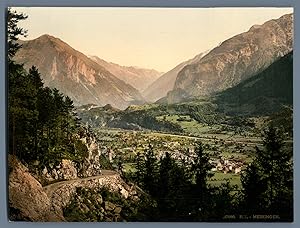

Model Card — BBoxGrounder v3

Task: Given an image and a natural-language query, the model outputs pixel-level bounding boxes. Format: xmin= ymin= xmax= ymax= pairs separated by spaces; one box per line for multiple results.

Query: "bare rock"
xmin=60 ymin=159 xmax=78 ymax=180
xmin=114 ymin=206 xmax=122 ymax=214
xmin=104 ymin=201 xmax=116 ymax=211
xmin=8 ymin=155 xmax=64 ymax=222
xmin=80 ymin=203 xmax=90 ymax=214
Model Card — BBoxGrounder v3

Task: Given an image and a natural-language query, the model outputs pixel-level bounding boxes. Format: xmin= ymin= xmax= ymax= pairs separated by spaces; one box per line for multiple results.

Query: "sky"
xmin=14 ymin=7 xmax=293 ymax=72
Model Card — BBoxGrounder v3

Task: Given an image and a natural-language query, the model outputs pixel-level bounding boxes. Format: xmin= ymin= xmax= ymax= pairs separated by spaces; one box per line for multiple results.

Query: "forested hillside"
xmin=8 ymin=9 xmax=89 ymax=174
xmin=216 ymin=51 xmax=293 ymax=116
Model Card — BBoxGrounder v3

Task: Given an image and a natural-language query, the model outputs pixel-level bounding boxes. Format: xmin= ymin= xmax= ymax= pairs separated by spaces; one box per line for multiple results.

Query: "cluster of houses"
xmin=210 ymin=157 xmax=243 ymax=174
xmin=97 ymin=130 xmax=246 ymax=176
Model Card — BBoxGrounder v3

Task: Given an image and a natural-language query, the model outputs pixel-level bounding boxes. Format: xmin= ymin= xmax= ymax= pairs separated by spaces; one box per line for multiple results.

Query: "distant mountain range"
xmin=14 ymin=35 xmax=147 ymax=109
xmin=76 ymin=51 xmax=293 ymax=134
xmin=164 ymin=13 xmax=293 ymax=103
xmin=142 ymin=50 xmax=210 ymax=102
xmin=14 ymin=13 xmax=293 ymax=111
xmin=89 ymin=56 xmax=163 ymax=92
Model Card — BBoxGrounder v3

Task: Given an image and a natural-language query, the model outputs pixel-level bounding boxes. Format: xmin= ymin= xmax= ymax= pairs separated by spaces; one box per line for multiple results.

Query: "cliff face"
xmin=14 ymin=35 xmax=144 ymax=109
xmin=142 ymin=50 xmax=210 ymax=102
xmin=168 ymin=14 xmax=293 ymax=103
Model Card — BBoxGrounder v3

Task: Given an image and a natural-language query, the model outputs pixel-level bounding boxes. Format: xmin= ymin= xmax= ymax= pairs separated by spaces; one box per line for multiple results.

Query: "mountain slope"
xmin=167 ymin=13 xmax=293 ymax=103
xmin=14 ymin=34 xmax=144 ymax=109
xmin=142 ymin=50 xmax=210 ymax=102
xmin=76 ymin=52 xmax=293 ymax=137
xmin=89 ymin=56 xmax=163 ymax=92
xmin=216 ymin=51 xmax=293 ymax=116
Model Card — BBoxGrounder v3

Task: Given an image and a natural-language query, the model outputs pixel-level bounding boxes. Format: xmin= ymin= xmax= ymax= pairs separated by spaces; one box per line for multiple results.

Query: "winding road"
xmin=43 ymin=170 xmax=118 ymax=197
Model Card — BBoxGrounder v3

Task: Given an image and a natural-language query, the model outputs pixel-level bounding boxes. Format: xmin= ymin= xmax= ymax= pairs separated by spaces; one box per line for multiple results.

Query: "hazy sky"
xmin=14 ymin=7 xmax=293 ymax=72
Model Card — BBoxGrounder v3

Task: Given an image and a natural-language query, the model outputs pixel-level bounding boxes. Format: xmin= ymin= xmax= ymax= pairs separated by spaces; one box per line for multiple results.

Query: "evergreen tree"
xmin=240 ymin=125 xmax=293 ymax=220
xmin=143 ymin=145 xmax=159 ymax=197
xmin=134 ymin=151 xmax=145 ymax=187
xmin=156 ymin=152 xmax=191 ymax=220
xmin=189 ymin=142 xmax=214 ymax=220
xmin=240 ymin=163 xmax=267 ymax=213
xmin=191 ymin=142 xmax=213 ymax=191
xmin=7 ymin=8 xmax=27 ymax=59
xmin=158 ymin=152 xmax=173 ymax=201
xmin=7 ymin=9 xmax=89 ymax=168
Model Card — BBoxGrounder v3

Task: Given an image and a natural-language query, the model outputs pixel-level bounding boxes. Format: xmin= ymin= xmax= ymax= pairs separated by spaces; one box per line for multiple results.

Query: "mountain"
xmin=216 ymin=51 xmax=293 ymax=116
xmin=89 ymin=56 xmax=163 ymax=92
xmin=166 ymin=13 xmax=293 ymax=103
xmin=14 ymin=34 xmax=145 ymax=109
xmin=142 ymin=50 xmax=210 ymax=102
xmin=76 ymin=52 xmax=293 ymax=134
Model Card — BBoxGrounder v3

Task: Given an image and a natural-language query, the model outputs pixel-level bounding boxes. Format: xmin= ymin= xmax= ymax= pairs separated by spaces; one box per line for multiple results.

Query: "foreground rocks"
xmin=45 ymin=172 xmax=139 ymax=218
xmin=8 ymin=155 xmax=64 ymax=222
xmin=63 ymin=187 xmax=142 ymax=222
xmin=8 ymin=155 xmax=141 ymax=222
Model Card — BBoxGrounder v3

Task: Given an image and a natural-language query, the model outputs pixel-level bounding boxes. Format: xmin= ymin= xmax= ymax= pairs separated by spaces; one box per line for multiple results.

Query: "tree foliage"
xmin=7 ymin=8 xmax=28 ymax=59
xmin=240 ymin=125 xmax=293 ymax=220
xmin=8 ymin=9 xmax=88 ymax=168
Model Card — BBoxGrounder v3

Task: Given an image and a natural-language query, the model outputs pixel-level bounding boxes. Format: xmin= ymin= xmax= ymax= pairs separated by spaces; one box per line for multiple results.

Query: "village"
xmin=94 ymin=128 xmax=251 ymax=187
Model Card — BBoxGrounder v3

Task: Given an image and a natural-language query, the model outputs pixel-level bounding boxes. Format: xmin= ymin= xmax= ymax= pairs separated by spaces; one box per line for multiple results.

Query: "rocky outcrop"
xmin=44 ymin=171 xmax=138 ymax=219
xmin=63 ymin=186 xmax=141 ymax=222
xmin=41 ymin=159 xmax=78 ymax=182
xmin=14 ymin=34 xmax=145 ymax=109
xmin=9 ymin=155 xmax=140 ymax=222
xmin=8 ymin=155 xmax=64 ymax=221
xmin=168 ymin=13 xmax=293 ymax=103
xmin=78 ymin=126 xmax=102 ymax=177
xmin=38 ymin=126 xmax=103 ymax=182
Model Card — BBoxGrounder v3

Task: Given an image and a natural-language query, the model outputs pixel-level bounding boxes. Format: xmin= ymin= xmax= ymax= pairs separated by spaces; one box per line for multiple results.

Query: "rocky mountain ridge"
xmin=14 ymin=34 xmax=144 ymax=109
xmin=89 ymin=55 xmax=163 ymax=92
xmin=142 ymin=49 xmax=210 ymax=102
xmin=166 ymin=13 xmax=293 ymax=103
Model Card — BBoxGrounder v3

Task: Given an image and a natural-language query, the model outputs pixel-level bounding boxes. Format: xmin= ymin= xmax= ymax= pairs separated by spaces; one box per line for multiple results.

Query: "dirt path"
xmin=43 ymin=170 xmax=117 ymax=197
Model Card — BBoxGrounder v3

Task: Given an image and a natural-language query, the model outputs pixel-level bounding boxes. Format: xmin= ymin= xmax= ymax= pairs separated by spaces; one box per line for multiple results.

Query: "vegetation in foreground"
xmin=8 ymin=9 xmax=89 ymax=174
xmin=63 ymin=127 xmax=293 ymax=222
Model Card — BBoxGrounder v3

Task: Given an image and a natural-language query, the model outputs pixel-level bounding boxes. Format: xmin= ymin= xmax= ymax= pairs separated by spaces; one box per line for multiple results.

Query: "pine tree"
xmin=191 ymin=142 xmax=213 ymax=192
xmin=7 ymin=8 xmax=27 ymax=60
xmin=143 ymin=144 xmax=159 ymax=197
xmin=134 ymin=152 xmax=145 ymax=187
xmin=158 ymin=152 xmax=173 ymax=200
xmin=157 ymin=152 xmax=192 ymax=220
xmin=7 ymin=8 xmax=90 ymax=172
xmin=240 ymin=125 xmax=293 ymax=220
xmin=240 ymin=163 xmax=267 ymax=213
xmin=190 ymin=142 xmax=214 ymax=220
xmin=7 ymin=8 xmax=28 ymax=159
